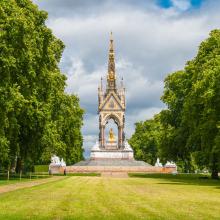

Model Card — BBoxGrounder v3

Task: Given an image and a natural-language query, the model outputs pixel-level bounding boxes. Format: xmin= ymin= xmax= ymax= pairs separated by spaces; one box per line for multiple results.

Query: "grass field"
xmin=0 ymin=174 xmax=220 ymax=220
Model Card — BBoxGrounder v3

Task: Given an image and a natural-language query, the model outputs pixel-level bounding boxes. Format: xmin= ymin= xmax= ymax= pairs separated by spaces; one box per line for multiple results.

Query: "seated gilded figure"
xmin=108 ymin=128 xmax=115 ymax=142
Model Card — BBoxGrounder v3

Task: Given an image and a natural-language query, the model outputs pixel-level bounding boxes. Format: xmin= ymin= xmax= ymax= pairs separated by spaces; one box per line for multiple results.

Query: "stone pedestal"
xmin=105 ymin=141 xmax=117 ymax=150
xmin=90 ymin=141 xmax=134 ymax=160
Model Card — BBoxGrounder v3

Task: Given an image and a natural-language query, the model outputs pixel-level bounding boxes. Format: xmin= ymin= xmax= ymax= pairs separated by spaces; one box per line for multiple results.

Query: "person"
xmin=64 ymin=168 xmax=66 ymax=176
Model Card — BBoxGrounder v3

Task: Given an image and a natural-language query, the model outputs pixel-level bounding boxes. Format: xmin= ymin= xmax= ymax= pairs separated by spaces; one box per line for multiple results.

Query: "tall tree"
xmin=0 ymin=0 xmax=84 ymax=171
xmin=160 ymin=70 xmax=193 ymax=172
xmin=129 ymin=115 xmax=161 ymax=165
xmin=161 ymin=30 xmax=220 ymax=179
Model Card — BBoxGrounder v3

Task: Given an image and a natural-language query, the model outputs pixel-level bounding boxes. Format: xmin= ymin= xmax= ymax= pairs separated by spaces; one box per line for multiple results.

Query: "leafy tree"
xmin=161 ymin=30 xmax=220 ymax=179
xmin=0 ymin=0 xmax=84 ymax=171
xmin=40 ymin=94 xmax=84 ymax=165
xmin=130 ymin=30 xmax=220 ymax=178
xmin=129 ymin=115 xmax=161 ymax=165
xmin=159 ymin=70 xmax=193 ymax=172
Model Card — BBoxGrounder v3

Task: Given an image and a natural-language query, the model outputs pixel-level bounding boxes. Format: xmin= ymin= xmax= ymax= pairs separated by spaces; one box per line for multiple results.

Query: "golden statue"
xmin=108 ymin=128 xmax=115 ymax=142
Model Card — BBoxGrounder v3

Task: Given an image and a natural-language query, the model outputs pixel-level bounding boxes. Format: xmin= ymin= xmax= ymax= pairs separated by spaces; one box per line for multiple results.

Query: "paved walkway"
xmin=101 ymin=172 xmax=128 ymax=178
xmin=0 ymin=176 xmax=65 ymax=194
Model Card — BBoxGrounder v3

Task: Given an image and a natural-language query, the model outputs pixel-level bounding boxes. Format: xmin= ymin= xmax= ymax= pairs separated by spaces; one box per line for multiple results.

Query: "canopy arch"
xmin=103 ymin=113 xmax=121 ymax=127
xmin=99 ymin=112 xmax=124 ymax=149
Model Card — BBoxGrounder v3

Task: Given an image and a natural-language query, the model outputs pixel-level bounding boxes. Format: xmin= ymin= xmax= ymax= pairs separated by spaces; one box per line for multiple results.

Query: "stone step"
xmin=101 ymin=172 xmax=128 ymax=178
xmin=74 ymin=159 xmax=152 ymax=167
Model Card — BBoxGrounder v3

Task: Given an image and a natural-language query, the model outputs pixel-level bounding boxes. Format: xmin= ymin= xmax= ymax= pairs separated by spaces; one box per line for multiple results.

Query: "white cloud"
xmin=33 ymin=0 xmax=220 ymax=158
xmin=171 ymin=0 xmax=191 ymax=11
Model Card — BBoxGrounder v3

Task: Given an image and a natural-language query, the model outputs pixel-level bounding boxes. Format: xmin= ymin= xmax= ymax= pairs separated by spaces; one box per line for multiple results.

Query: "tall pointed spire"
xmin=107 ymin=32 xmax=116 ymax=91
xmin=108 ymin=31 xmax=115 ymax=74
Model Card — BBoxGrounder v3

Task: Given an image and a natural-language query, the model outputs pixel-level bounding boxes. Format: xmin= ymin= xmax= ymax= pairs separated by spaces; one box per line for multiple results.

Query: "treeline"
xmin=129 ymin=30 xmax=220 ymax=179
xmin=0 ymin=0 xmax=84 ymax=172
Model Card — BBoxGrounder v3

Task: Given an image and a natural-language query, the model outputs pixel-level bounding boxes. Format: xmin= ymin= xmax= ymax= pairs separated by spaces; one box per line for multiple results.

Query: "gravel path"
xmin=0 ymin=176 xmax=65 ymax=194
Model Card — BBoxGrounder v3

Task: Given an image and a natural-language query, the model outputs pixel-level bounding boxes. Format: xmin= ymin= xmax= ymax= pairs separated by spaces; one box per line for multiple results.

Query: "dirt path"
xmin=0 ymin=176 xmax=65 ymax=194
xmin=101 ymin=172 xmax=128 ymax=178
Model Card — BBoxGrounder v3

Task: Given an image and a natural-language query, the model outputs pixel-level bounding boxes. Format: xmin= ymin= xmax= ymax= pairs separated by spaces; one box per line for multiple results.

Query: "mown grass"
xmin=0 ymin=174 xmax=220 ymax=220
xmin=129 ymin=173 xmax=209 ymax=179
xmin=54 ymin=172 xmax=101 ymax=177
xmin=0 ymin=173 xmax=100 ymax=186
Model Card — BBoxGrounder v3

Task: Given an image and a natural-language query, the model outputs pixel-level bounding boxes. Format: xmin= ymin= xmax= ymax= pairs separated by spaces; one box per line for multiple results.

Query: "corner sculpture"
xmin=49 ymin=155 xmax=66 ymax=174
xmin=90 ymin=32 xmax=134 ymax=160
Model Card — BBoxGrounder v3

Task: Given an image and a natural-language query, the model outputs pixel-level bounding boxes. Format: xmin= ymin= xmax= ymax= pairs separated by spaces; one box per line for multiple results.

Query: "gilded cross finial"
xmin=109 ymin=31 xmax=114 ymax=52
xmin=110 ymin=31 xmax=113 ymax=40
xmin=108 ymin=31 xmax=116 ymax=85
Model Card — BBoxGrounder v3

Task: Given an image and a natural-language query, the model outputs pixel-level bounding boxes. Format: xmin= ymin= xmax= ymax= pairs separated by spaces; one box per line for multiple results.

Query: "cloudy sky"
xmin=33 ymin=0 xmax=219 ymax=158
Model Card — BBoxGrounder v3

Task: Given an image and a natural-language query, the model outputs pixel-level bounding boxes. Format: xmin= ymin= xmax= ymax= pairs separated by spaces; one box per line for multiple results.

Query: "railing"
xmin=0 ymin=171 xmax=51 ymax=181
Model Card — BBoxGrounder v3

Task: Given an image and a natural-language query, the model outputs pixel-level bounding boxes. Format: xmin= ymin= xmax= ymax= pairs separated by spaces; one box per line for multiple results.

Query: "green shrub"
xmin=34 ymin=165 xmax=49 ymax=172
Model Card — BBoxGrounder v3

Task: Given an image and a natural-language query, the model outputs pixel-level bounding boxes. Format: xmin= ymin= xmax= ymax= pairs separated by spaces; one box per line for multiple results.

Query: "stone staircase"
xmin=74 ymin=159 xmax=151 ymax=167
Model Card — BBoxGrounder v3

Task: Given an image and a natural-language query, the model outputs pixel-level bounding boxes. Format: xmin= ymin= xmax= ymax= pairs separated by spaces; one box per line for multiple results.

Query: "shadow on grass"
xmin=129 ymin=173 xmax=220 ymax=188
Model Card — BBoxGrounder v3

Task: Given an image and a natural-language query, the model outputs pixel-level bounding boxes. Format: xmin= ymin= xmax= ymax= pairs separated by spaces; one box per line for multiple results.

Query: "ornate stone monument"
xmin=90 ymin=33 xmax=134 ymax=160
xmin=49 ymin=34 xmax=177 ymax=174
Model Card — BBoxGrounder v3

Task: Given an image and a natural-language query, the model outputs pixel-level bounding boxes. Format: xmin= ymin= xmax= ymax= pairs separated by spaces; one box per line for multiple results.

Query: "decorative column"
xmin=101 ymin=125 xmax=105 ymax=148
xmin=118 ymin=126 xmax=123 ymax=149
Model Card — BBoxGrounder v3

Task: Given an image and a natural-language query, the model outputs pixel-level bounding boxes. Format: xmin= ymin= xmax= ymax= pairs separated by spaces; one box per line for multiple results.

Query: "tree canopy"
xmin=130 ymin=30 xmax=220 ymax=179
xmin=129 ymin=115 xmax=161 ymax=165
xmin=0 ymin=0 xmax=84 ymax=172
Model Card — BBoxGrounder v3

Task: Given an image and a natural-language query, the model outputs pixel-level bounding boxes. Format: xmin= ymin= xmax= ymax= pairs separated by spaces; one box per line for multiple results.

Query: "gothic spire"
xmin=108 ymin=32 xmax=115 ymax=74
xmin=107 ymin=32 xmax=116 ymax=91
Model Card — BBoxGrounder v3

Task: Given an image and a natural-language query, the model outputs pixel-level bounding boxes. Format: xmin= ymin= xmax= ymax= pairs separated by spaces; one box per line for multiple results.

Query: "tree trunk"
xmin=211 ymin=153 xmax=219 ymax=179
xmin=183 ymin=159 xmax=191 ymax=173
xmin=10 ymin=156 xmax=17 ymax=173
xmin=15 ymin=157 xmax=23 ymax=173
xmin=211 ymin=170 xmax=219 ymax=179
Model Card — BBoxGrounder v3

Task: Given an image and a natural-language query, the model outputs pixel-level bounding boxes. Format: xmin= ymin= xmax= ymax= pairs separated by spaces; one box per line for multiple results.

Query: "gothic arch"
xmin=103 ymin=113 xmax=121 ymax=127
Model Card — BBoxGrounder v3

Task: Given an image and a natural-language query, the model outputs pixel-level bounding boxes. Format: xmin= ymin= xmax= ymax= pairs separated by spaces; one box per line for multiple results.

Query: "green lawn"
xmin=0 ymin=174 xmax=220 ymax=220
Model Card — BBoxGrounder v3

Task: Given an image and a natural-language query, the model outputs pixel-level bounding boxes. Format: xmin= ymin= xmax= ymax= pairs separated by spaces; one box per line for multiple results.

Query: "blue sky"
xmin=158 ymin=0 xmax=203 ymax=8
xmin=33 ymin=0 xmax=219 ymax=158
